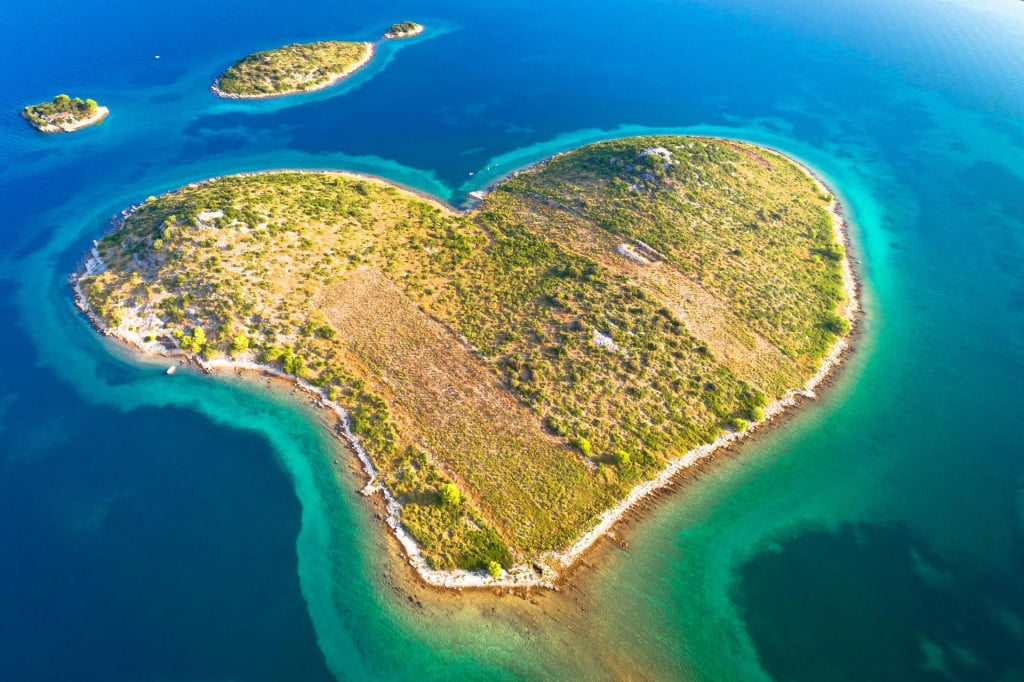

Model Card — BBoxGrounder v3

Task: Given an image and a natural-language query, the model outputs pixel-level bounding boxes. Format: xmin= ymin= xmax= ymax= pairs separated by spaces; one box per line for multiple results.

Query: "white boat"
xmin=166 ymin=365 xmax=176 ymax=375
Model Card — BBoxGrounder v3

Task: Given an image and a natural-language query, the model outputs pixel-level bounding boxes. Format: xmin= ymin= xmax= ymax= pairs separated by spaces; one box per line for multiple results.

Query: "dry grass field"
xmin=320 ymin=268 xmax=605 ymax=552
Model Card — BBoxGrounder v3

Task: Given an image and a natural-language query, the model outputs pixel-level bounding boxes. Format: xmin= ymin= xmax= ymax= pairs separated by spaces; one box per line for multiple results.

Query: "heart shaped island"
xmin=74 ymin=135 xmax=857 ymax=588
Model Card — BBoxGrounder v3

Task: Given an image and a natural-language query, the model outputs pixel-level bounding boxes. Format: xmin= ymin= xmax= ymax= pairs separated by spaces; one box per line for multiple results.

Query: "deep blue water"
xmin=1 ymin=0 xmax=1023 ymax=679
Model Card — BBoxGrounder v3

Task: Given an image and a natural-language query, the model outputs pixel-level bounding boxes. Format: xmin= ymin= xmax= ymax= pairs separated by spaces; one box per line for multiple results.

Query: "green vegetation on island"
xmin=212 ymin=41 xmax=373 ymax=98
xmin=383 ymin=22 xmax=424 ymax=39
xmin=22 ymin=94 xmax=108 ymax=133
xmin=78 ymin=136 xmax=852 ymax=574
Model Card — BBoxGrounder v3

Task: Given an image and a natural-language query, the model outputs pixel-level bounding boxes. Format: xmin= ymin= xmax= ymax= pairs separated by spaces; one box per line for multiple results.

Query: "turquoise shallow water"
xmin=1 ymin=0 xmax=1023 ymax=679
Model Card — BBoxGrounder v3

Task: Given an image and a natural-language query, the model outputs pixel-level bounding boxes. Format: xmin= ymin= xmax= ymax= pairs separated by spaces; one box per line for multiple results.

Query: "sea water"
xmin=1 ymin=0 xmax=1022 ymax=679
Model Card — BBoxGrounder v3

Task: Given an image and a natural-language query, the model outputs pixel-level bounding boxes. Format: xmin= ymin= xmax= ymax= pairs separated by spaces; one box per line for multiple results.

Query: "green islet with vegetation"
xmin=80 ymin=136 xmax=849 ymax=573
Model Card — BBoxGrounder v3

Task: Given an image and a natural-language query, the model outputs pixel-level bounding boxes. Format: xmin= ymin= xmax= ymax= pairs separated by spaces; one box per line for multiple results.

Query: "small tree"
xmin=750 ymin=406 xmax=765 ymax=421
xmin=53 ymin=94 xmax=70 ymax=107
xmin=440 ymin=483 xmax=461 ymax=507
xmin=190 ymin=326 xmax=207 ymax=352
xmin=230 ymin=334 xmax=249 ymax=355
xmin=486 ymin=560 xmax=502 ymax=578
xmin=613 ymin=450 xmax=631 ymax=466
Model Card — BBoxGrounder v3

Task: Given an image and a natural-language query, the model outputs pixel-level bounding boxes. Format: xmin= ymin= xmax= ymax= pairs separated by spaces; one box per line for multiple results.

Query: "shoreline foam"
xmin=71 ymin=144 xmax=860 ymax=590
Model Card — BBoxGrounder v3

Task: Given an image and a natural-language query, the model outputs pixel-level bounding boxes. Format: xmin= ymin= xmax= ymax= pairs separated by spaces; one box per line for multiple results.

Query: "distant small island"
xmin=22 ymin=94 xmax=108 ymax=133
xmin=211 ymin=41 xmax=374 ymax=99
xmin=383 ymin=22 xmax=424 ymax=39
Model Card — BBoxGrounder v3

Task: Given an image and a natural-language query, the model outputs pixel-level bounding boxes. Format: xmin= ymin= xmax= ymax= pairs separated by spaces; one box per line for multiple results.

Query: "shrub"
xmin=750 ymin=406 xmax=766 ymax=421
xmin=730 ymin=418 xmax=749 ymax=432
xmin=572 ymin=438 xmax=593 ymax=457
xmin=281 ymin=351 xmax=304 ymax=376
xmin=440 ymin=483 xmax=461 ymax=507
xmin=259 ymin=345 xmax=285 ymax=363
xmin=822 ymin=311 xmax=851 ymax=336
xmin=612 ymin=450 xmax=631 ymax=466
xmin=487 ymin=560 xmax=502 ymax=578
